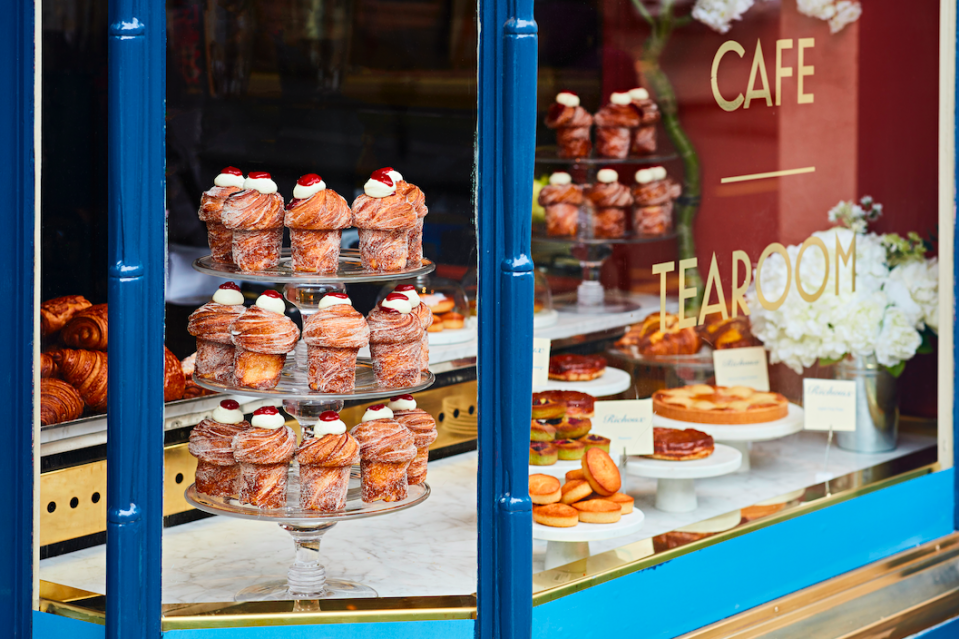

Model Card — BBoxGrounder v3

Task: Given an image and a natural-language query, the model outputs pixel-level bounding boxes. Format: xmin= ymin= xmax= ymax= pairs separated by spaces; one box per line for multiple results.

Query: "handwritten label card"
xmin=593 ymin=399 xmax=653 ymax=455
xmin=532 ymin=338 xmax=551 ymax=387
xmin=802 ymin=379 xmax=857 ymax=432
xmin=713 ymin=346 xmax=769 ymax=391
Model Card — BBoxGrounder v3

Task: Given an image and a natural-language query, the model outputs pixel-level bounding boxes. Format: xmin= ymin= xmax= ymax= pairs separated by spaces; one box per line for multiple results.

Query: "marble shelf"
xmin=39 ymin=431 xmax=934 ymax=602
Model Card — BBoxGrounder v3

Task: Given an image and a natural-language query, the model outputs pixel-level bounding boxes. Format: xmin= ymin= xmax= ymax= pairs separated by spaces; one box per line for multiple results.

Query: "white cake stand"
xmin=534 ymin=509 xmax=645 ymax=569
xmin=653 ymin=405 xmax=804 ymax=472
xmin=533 ymin=367 xmax=632 ymax=397
xmin=626 ymin=444 xmax=742 ymax=513
xmin=428 ymin=325 xmax=476 ymax=346
xmin=533 ymin=309 xmax=559 ymax=329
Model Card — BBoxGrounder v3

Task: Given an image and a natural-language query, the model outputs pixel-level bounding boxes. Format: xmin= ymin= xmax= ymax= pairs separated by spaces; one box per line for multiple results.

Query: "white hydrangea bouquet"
xmin=747 ymin=197 xmax=938 ymax=376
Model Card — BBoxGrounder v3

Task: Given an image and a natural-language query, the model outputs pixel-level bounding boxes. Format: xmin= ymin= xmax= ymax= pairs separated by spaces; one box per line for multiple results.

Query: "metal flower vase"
xmin=834 ymin=355 xmax=899 ymax=453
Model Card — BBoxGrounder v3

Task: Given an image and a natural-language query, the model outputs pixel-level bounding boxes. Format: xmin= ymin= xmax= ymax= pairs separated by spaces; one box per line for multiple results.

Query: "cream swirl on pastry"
xmin=212 ymin=399 xmax=245 ymax=424
xmin=292 ymin=173 xmax=326 ymax=199
xmin=212 ymin=282 xmax=244 ymax=306
xmin=361 ymin=404 xmax=394 ymax=422
xmin=214 ymin=167 xmax=245 ymax=188
xmin=250 ymin=406 xmax=286 ymax=429
xmin=255 ymin=290 xmax=286 ymax=315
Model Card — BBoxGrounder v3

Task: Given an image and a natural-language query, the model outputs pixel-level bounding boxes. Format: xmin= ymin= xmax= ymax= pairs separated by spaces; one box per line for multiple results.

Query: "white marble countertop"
xmin=39 ymin=431 xmax=933 ymax=603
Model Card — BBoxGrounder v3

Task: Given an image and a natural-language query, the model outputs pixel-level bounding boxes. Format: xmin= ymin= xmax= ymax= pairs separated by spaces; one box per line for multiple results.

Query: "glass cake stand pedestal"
xmin=185 ymin=481 xmax=430 ymax=600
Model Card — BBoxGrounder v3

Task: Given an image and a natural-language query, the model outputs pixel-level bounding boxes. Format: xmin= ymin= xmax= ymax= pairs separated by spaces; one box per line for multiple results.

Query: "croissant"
xmin=296 ymin=433 xmax=360 ymax=512
xmin=188 ymin=301 xmax=245 ymax=382
xmin=303 ymin=305 xmax=369 ymax=393
xmin=397 ymin=181 xmax=428 ymax=268
xmin=618 ymin=312 xmax=702 ymax=357
xmin=634 ymin=203 xmax=673 ymax=236
xmin=189 ymin=418 xmax=251 ymax=498
xmin=392 ymin=408 xmax=437 ymax=485
xmin=587 ymin=182 xmax=633 ymax=239
xmin=180 ymin=353 xmax=216 ymax=398
xmin=412 ymin=303 xmax=433 ymax=372
xmin=285 ymin=189 xmax=351 ymax=274
xmin=352 ymin=193 xmax=418 ymax=272
xmin=367 ymin=306 xmax=423 ymax=388
xmin=199 ymin=185 xmax=242 ymax=264
xmin=221 ymin=190 xmax=285 ymax=272
xmin=232 ymin=425 xmax=296 ymax=508
xmin=545 ymin=104 xmax=593 ymax=159
xmin=164 ymin=346 xmax=186 ymax=402
xmin=40 ymin=295 xmax=92 ymax=337
xmin=40 ymin=352 xmax=57 ymax=378
xmin=61 ymin=304 xmax=108 ymax=350
xmin=595 ymin=105 xmax=641 ymax=159
xmin=539 ymin=184 xmax=583 ymax=237
xmin=350 ymin=419 xmax=416 ymax=502
xmin=630 ymin=97 xmax=661 ymax=155
xmin=52 ymin=348 xmax=108 ymax=412
xmin=633 ymin=178 xmax=681 ymax=206
xmin=40 ymin=378 xmax=84 ymax=426
xmin=230 ymin=306 xmax=300 ymax=390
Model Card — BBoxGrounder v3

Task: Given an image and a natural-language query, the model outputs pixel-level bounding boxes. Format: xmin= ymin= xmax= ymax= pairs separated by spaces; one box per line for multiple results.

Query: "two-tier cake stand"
xmin=187 ymin=248 xmax=436 ymax=601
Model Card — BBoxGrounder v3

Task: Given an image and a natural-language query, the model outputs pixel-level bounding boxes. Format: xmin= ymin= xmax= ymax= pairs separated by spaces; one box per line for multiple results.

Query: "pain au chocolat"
xmin=649 ymin=426 xmax=714 ymax=461
xmin=653 ymin=385 xmax=789 ymax=425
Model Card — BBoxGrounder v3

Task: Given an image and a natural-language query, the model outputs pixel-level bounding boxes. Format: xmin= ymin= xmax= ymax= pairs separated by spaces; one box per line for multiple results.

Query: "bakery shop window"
xmin=530 ymin=0 xmax=942 ymax=583
xmin=39 ymin=0 xmax=481 ymax=610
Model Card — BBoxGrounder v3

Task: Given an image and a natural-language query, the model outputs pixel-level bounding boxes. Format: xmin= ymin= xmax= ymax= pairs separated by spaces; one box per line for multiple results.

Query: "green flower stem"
xmin=631 ymin=0 xmax=703 ymax=314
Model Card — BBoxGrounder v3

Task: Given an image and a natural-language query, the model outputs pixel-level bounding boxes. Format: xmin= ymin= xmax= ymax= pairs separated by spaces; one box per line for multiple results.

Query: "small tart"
xmin=582 ymin=448 xmax=621 ymax=496
xmin=427 ymin=319 xmax=445 ymax=333
xmin=606 ymin=492 xmax=634 ymax=514
xmin=532 ymin=397 xmax=566 ymax=421
xmin=533 ymin=503 xmax=579 ymax=528
xmin=653 ymin=384 xmax=789 ymax=425
xmin=572 ymin=499 xmax=622 ymax=524
xmin=533 ymin=390 xmax=595 ymax=418
xmin=529 ymin=474 xmax=562 ymax=504
xmin=555 ymin=438 xmax=586 ymax=460
xmin=530 ymin=442 xmax=558 ymax=466
xmin=565 ymin=468 xmax=585 ymax=482
xmin=531 ymin=421 xmax=557 ymax=442
xmin=648 ymin=427 xmax=714 ymax=461
xmin=441 ymin=312 xmax=465 ymax=329
xmin=556 ymin=417 xmax=591 ymax=440
xmin=548 ymin=354 xmax=607 ymax=381
xmin=560 ymin=479 xmax=593 ymax=504
xmin=579 ymin=434 xmax=610 ymax=452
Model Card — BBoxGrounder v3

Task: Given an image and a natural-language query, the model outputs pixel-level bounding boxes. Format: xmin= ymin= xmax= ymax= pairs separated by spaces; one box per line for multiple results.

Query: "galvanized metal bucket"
xmin=834 ymin=354 xmax=899 ymax=453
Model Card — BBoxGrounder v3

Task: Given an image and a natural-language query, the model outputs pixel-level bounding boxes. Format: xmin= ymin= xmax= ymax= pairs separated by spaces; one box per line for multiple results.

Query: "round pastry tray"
xmin=625 ymin=443 xmax=742 ymax=479
xmin=533 ymin=367 xmax=632 ymax=397
xmin=532 ymin=228 xmax=676 ymax=245
xmin=533 ymin=509 xmax=645 ymax=542
xmin=535 ymin=146 xmax=677 ymax=165
xmin=193 ymin=248 xmax=435 ymax=284
xmin=185 ymin=481 xmax=429 ymax=526
xmin=428 ymin=325 xmax=476 ymax=346
xmin=653 ymin=404 xmax=805 ymax=442
xmin=609 ymin=346 xmax=716 ymax=372
xmin=194 ymin=357 xmax=435 ymax=401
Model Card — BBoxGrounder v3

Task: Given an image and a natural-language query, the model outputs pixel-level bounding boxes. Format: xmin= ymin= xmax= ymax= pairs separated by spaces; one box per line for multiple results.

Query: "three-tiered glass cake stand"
xmin=187 ymin=248 xmax=436 ymax=601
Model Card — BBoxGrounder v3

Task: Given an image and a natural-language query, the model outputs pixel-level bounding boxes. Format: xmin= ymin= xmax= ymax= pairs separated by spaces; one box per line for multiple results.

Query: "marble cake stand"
xmin=534 ymin=509 xmax=645 ymax=570
xmin=186 ymin=481 xmax=430 ymax=601
xmin=626 ymin=444 xmax=742 ymax=513
xmin=653 ymin=404 xmax=805 ymax=472
xmin=533 ymin=367 xmax=632 ymax=397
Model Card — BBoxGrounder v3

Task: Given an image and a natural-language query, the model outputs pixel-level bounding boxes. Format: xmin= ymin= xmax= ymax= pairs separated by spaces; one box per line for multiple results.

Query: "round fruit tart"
xmin=653 ymin=384 xmax=789 ymax=425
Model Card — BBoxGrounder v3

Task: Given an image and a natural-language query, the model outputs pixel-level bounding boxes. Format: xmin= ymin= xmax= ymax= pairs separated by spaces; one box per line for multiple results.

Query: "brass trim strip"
xmin=720 ymin=166 xmax=816 ymax=183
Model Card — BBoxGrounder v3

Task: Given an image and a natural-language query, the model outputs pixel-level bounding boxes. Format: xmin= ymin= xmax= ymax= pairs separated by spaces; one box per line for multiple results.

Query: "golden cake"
xmin=653 ymin=384 xmax=789 ymax=425
xmin=649 ymin=427 xmax=715 ymax=461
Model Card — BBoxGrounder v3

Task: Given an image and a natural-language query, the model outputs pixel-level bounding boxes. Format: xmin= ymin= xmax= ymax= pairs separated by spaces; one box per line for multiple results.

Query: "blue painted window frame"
xmin=6 ymin=1 xmax=959 ymax=638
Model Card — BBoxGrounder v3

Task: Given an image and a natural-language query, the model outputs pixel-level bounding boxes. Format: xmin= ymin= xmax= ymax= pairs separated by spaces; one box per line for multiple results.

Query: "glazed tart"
xmin=533 ymin=390 xmax=595 ymax=418
xmin=653 ymin=384 xmax=789 ymax=425
xmin=579 ymin=434 xmax=610 ymax=452
xmin=556 ymin=417 xmax=591 ymax=440
xmin=555 ymin=438 xmax=586 ymax=460
xmin=532 ymin=396 xmax=566 ymax=420
xmin=548 ymin=354 xmax=607 ymax=381
xmin=648 ymin=426 xmax=714 ymax=461
xmin=530 ymin=441 xmax=558 ymax=466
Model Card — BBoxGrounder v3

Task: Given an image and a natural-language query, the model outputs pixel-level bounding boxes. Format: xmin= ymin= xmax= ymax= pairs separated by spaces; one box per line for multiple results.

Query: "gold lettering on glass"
xmin=795 ymin=237 xmax=829 ymax=302
xmin=699 ymin=253 xmax=729 ymax=325
xmin=731 ymin=250 xmax=752 ymax=317
xmin=711 ymin=40 xmax=746 ymax=111
xmin=678 ymin=258 xmax=699 ymax=329
xmin=798 ymin=37 xmax=815 ymax=104
xmin=755 ymin=243 xmax=791 ymax=311
xmin=652 ymin=261 xmax=676 ymax=331
xmin=775 ymin=39 xmax=794 ymax=106
xmin=835 ymin=233 xmax=856 ymax=294
xmin=745 ymin=40 xmax=772 ymax=108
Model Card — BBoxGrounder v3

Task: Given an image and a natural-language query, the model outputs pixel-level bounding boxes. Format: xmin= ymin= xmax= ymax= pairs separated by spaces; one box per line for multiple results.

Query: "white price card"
xmin=532 ymin=337 xmax=551 ymax=387
xmin=802 ymin=379 xmax=857 ymax=432
xmin=713 ymin=346 xmax=769 ymax=391
xmin=593 ymin=399 xmax=653 ymax=455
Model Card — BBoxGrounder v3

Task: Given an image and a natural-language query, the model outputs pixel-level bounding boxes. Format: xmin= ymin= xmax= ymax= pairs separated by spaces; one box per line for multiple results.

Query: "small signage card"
xmin=532 ymin=337 xmax=551 ymax=387
xmin=713 ymin=346 xmax=770 ymax=391
xmin=802 ymin=379 xmax=857 ymax=432
xmin=593 ymin=399 xmax=654 ymax=455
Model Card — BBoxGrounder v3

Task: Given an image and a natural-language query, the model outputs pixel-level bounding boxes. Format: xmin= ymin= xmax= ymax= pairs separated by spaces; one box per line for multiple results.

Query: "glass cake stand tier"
xmin=535 ymin=146 xmax=677 ymax=165
xmin=185 ymin=482 xmax=430 ymax=600
xmin=532 ymin=228 xmax=676 ymax=245
xmin=193 ymin=358 xmax=435 ymax=402
xmin=192 ymin=248 xmax=435 ymax=284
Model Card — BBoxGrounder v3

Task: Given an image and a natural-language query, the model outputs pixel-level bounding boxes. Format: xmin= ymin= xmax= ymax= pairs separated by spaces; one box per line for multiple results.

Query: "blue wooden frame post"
xmin=106 ymin=0 xmax=166 ymax=637
xmin=0 ymin=0 xmax=35 ymax=636
xmin=476 ymin=0 xmax=538 ymax=637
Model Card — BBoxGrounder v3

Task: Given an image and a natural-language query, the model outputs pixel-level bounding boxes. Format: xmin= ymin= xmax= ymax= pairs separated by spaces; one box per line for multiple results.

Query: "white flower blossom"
xmin=692 ymin=0 xmax=754 ymax=33
xmin=875 ymin=307 xmax=922 ymax=368
xmin=797 ymin=0 xmax=862 ymax=33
